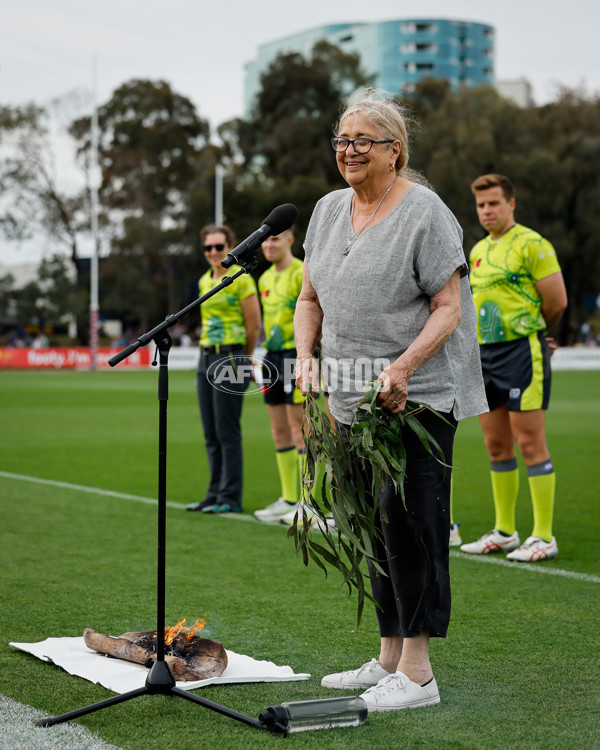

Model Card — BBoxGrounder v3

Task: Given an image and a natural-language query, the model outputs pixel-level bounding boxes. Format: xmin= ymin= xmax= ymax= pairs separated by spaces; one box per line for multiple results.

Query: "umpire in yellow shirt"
xmin=461 ymin=174 xmax=567 ymax=562
xmin=253 ymin=228 xmax=306 ymax=523
xmin=186 ymin=224 xmax=261 ymax=514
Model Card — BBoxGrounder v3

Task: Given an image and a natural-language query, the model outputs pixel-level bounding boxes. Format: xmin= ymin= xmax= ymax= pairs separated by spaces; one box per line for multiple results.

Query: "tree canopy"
xmin=69 ymin=79 xmax=213 ymax=329
xmin=217 ymin=40 xmax=371 ymax=260
xmin=0 ymin=103 xmax=85 ymax=258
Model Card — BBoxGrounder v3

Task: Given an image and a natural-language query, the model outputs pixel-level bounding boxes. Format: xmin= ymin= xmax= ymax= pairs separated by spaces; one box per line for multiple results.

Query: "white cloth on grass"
xmin=10 ymin=637 xmax=310 ymax=694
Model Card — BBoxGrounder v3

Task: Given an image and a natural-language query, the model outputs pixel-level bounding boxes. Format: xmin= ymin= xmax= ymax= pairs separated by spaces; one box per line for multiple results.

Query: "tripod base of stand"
xmin=35 ymin=660 xmax=266 ymax=731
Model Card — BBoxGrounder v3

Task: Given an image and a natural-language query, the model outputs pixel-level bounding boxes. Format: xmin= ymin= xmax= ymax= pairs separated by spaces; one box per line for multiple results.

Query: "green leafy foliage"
xmin=288 ymin=381 xmax=446 ymax=626
xmin=69 ymin=80 xmax=214 ymax=329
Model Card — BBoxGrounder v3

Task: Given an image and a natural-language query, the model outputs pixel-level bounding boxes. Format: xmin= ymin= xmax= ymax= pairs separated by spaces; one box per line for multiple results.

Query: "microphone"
xmin=221 ymin=203 xmax=298 ymax=269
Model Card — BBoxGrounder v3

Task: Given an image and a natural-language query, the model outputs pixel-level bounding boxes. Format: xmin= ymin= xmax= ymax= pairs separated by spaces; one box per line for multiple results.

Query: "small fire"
xmin=164 ymin=618 xmax=206 ymax=646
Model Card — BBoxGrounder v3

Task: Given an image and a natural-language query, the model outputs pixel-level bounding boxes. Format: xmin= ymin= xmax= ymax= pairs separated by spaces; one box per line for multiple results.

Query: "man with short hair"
xmin=461 ymin=174 xmax=567 ymax=562
xmin=254 ymin=229 xmax=306 ymax=522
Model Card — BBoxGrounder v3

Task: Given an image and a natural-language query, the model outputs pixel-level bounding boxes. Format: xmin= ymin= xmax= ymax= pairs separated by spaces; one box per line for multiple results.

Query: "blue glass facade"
xmin=244 ymin=19 xmax=494 ymax=112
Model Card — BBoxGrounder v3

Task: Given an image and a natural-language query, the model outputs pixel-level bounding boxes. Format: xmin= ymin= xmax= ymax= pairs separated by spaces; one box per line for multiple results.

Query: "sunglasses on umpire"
xmin=203 ymin=244 xmax=226 ymax=253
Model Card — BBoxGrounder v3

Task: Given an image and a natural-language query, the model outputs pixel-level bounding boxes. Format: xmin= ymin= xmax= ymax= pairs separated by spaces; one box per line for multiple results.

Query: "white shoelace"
xmin=343 ymin=658 xmax=380 ymax=678
xmin=363 ymin=672 xmax=409 ymax=696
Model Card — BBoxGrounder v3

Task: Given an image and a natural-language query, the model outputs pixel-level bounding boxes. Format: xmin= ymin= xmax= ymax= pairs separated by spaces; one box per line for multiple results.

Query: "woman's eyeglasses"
xmin=203 ymin=244 xmax=226 ymax=253
xmin=331 ymin=137 xmax=393 ymax=153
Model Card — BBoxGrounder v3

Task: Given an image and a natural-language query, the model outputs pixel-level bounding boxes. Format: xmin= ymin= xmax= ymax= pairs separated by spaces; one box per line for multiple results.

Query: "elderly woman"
xmin=186 ymin=224 xmax=261 ymax=514
xmin=294 ymin=90 xmax=487 ymax=711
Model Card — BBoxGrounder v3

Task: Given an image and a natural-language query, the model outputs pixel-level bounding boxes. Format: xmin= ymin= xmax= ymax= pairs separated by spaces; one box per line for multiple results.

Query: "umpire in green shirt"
xmin=461 ymin=174 xmax=568 ymax=561
xmin=253 ymin=228 xmax=306 ymax=523
xmin=186 ymin=224 xmax=261 ymax=514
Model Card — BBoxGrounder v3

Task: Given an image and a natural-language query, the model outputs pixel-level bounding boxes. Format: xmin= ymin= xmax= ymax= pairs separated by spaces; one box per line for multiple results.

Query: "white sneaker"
xmin=460 ymin=529 xmax=520 ymax=555
xmin=279 ymin=503 xmax=336 ymax=531
xmin=449 ymin=522 xmax=462 ymax=547
xmin=254 ymin=498 xmax=298 ymax=522
xmin=321 ymin=658 xmax=390 ymax=689
xmin=506 ymin=536 xmax=558 ymax=562
xmin=360 ymin=671 xmax=440 ymax=712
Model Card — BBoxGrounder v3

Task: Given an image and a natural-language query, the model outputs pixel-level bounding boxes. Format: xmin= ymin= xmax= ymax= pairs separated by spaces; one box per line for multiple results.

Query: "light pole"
xmin=89 ymin=56 xmax=100 ymax=370
xmin=215 ymin=164 xmax=224 ymax=225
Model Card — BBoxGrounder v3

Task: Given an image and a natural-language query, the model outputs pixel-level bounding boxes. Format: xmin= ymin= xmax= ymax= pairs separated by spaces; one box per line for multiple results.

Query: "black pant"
xmin=338 ymin=409 xmax=456 ymax=639
xmin=196 ymin=350 xmax=250 ymax=508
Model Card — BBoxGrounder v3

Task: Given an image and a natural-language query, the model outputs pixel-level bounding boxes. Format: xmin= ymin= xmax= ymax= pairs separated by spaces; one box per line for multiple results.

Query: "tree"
xmin=0 ymin=103 xmax=87 ymax=265
xmin=71 ymin=79 xmax=210 ymax=218
xmin=406 ymin=81 xmax=600 ymax=342
xmin=38 ymin=254 xmax=88 ymax=337
xmin=0 ymin=272 xmax=17 ymax=332
xmin=248 ymin=40 xmax=370 ymax=184
xmin=523 ymin=90 xmax=600 ymax=339
xmin=0 ymin=254 xmax=84 ymax=337
xmin=70 ymin=79 xmax=213 ymax=327
xmin=0 ymin=101 xmax=98 ymax=342
xmin=219 ymin=41 xmax=371 ymax=252
xmin=238 ymin=41 xmax=368 ymax=185
xmin=408 ymin=81 xmax=532 ymax=250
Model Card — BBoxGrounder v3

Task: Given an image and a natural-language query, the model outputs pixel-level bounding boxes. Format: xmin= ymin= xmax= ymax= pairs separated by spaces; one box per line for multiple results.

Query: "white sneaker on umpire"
xmin=460 ymin=529 xmax=520 ymax=555
xmin=321 ymin=658 xmax=391 ymax=689
xmin=254 ymin=498 xmax=298 ymax=522
xmin=449 ymin=522 xmax=462 ymax=547
xmin=279 ymin=503 xmax=336 ymax=531
xmin=360 ymin=671 xmax=440 ymax=712
xmin=506 ymin=536 xmax=558 ymax=562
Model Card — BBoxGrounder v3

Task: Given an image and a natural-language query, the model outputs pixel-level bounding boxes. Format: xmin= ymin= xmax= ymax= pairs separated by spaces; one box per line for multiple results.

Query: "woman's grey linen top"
xmin=303 ymin=184 xmax=487 ymax=426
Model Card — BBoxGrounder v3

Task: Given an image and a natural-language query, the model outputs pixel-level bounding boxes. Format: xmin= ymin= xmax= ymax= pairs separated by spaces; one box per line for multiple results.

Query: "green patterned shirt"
xmin=258 ymin=257 xmax=303 ymax=351
xmin=198 ymin=267 xmax=257 ymax=346
xmin=470 ymin=224 xmax=561 ymax=344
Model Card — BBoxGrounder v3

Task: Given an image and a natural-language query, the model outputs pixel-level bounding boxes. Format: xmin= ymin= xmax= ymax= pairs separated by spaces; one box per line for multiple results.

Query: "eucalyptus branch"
xmin=288 ymin=380 xmax=448 ymax=627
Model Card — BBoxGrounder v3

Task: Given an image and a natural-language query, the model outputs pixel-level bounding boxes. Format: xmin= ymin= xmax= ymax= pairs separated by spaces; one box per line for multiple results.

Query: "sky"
xmin=1 ymin=0 xmax=599 ymax=265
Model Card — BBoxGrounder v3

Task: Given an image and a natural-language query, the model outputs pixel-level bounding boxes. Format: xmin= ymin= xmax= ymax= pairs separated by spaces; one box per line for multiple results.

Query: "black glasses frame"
xmin=331 ymin=137 xmax=394 ymax=153
xmin=203 ymin=244 xmax=226 ymax=253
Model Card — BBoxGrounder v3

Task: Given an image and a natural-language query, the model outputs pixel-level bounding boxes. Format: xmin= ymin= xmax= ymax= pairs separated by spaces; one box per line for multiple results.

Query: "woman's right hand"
xmin=295 ymin=355 xmax=320 ymax=395
xmin=376 ymin=359 xmax=410 ymax=413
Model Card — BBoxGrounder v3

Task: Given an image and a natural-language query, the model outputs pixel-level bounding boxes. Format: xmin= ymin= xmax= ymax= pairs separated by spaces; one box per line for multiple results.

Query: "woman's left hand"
xmin=376 ymin=361 xmax=410 ymax=413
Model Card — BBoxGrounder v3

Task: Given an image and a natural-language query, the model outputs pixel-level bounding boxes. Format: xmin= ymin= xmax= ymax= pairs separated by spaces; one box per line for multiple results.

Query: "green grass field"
xmin=1 ymin=369 xmax=598 ymax=750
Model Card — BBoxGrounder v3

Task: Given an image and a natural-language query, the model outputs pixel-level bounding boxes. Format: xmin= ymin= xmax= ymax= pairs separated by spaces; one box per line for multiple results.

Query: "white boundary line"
xmin=0 ymin=470 xmax=184 ymax=510
xmin=2 ymin=471 xmax=599 ymax=582
xmin=0 ymin=471 xmax=257 ymax=520
xmin=0 ymin=692 xmax=122 ymax=750
xmin=449 ymin=550 xmax=600 ymax=583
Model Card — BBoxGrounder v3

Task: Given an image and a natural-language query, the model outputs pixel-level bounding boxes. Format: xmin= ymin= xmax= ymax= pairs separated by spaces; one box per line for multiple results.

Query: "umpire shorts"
xmin=261 ymin=349 xmax=305 ymax=406
xmin=480 ymin=332 xmax=551 ymax=412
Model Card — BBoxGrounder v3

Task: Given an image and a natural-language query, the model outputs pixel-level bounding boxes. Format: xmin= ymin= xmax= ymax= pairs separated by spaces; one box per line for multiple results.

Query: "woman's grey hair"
xmin=335 ymin=86 xmax=429 ymax=185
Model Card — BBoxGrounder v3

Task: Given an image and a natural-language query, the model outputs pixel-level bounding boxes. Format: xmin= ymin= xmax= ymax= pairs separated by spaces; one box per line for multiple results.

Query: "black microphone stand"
xmin=36 ymin=257 xmax=271 ymax=733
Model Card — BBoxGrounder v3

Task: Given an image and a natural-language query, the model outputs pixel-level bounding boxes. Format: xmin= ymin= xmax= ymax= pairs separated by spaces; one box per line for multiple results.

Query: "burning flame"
xmin=164 ymin=618 xmax=206 ymax=645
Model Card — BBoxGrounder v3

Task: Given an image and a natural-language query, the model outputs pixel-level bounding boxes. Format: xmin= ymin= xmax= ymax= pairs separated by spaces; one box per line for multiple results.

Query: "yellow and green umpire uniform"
xmin=470 ymin=222 xmax=562 ymax=544
xmin=469 ymin=223 xmax=562 ymax=412
xmin=258 ymin=257 xmax=305 ymax=406
xmin=258 ymin=257 xmax=304 ymax=505
xmin=196 ymin=266 xmax=257 ymax=511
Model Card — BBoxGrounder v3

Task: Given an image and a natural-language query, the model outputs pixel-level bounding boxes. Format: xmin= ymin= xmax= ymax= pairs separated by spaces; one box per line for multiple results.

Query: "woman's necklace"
xmin=344 ymin=177 xmax=396 ymax=256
